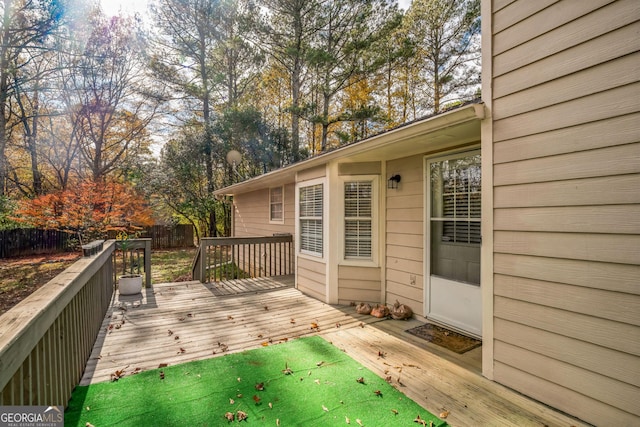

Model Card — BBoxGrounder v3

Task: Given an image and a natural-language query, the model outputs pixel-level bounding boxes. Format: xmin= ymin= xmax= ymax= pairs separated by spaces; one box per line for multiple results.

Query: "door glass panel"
xmin=430 ymin=153 xmax=481 ymax=285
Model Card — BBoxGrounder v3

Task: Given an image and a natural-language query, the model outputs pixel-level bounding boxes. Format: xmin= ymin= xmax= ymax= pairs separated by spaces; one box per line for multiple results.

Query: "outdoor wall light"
xmin=387 ymin=174 xmax=401 ymax=189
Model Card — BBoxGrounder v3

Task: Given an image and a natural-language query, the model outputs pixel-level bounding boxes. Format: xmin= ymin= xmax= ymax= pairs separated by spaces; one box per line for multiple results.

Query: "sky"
xmin=99 ymin=0 xmax=412 ymax=17
xmin=100 ymin=0 xmax=149 ymax=17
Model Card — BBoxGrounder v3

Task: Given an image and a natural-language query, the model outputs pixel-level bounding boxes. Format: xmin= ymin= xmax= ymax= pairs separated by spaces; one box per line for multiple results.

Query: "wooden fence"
xmin=0 ymin=225 xmax=194 ymax=259
xmin=107 ymin=224 xmax=194 ymax=249
xmin=0 ymin=241 xmax=115 ymax=407
xmin=0 ymin=228 xmax=75 ymax=259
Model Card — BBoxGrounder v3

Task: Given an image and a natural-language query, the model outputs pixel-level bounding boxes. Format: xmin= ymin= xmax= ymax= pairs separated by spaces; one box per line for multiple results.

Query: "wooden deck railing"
xmin=0 ymin=241 xmax=116 ymax=407
xmin=192 ymin=235 xmax=293 ymax=283
xmin=114 ymin=238 xmax=152 ymax=288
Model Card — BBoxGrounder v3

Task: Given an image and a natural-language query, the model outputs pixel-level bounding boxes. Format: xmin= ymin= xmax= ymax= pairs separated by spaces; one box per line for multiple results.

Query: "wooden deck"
xmin=81 ymin=278 xmax=588 ymax=427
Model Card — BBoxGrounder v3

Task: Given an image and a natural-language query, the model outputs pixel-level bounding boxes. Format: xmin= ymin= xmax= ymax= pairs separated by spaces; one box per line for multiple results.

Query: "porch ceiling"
xmin=214 ymin=102 xmax=484 ymax=196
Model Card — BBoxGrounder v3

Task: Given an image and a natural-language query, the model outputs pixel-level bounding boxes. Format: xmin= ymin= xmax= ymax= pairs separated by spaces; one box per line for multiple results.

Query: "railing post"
xmin=200 ymin=239 xmax=207 ymax=283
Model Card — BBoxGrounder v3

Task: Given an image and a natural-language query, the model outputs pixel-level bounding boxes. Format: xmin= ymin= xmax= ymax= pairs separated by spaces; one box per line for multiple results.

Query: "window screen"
xmin=299 ymin=184 xmax=323 ymax=255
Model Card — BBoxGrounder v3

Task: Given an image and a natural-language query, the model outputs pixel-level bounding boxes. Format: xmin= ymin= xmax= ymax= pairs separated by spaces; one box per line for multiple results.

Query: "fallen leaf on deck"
xmin=264 ymin=306 xmax=269 ymax=311
xmin=290 ymin=318 xmax=296 ymax=324
xmin=158 ymin=363 xmax=168 ymax=368
xmin=255 ymin=382 xmax=264 ymax=391
xmin=413 ymin=415 xmax=427 ymax=426
xmin=167 ymin=329 xmax=173 ymax=336
xmin=314 ymin=379 xmax=320 ymax=385
xmin=377 ymin=351 xmax=385 ymax=358
xmin=356 ymin=377 xmax=365 ymax=384
xmin=316 ymin=361 xmax=324 ymax=367
xmin=174 ymin=336 xmax=180 ymax=340
xmin=229 ymin=398 xmax=235 ymax=404
xmin=178 ymin=317 xmax=185 ymax=321
xmin=110 ymin=367 xmax=128 ymax=381
xmin=177 ymin=347 xmax=186 ymax=354
xmin=276 ymin=419 xmax=280 ymax=426
xmin=356 ymin=419 xmax=363 ymax=426
xmin=224 ymin=412 xmax=234 ymax=421
xmin=187 ymin=313 xmax=193 ymax=317
xmin=227 ymin=315 xmax=234 ymax=320
xmin=359 ymin=322 xmax=365 ymax=328
xmin=237 ymin=410 xmax=248 ymax=421
xmin=253 ymin=395 xmax=261 ymax=404
xmin=269 ymin=402 xmax=273 ymax=409
xmin=322 ymin=405 xmax=329 ymax=412
xmin=391 ymin=409 xmax=398 ymax=415
xmin=374 ymin=390 xmax=382 ymax=396
xmin=346 ymin=416 xmax=350 ymax=424
xmin=262 ymin=342 xmax=269 ymax=347
xmin=257 ymin=334 xmax=263 ymax=338
xmin=282 ymin=363 xmax=293 ymax=375
xmin=86 ymin=423 xmax=95 ymax=427
xmin=336 ymin=323 xmax=341 ymax=328
xmin=311 ymin=322 xmax=319 ymax=330
xmin=439 ymin=410 xmax=450 ymax=419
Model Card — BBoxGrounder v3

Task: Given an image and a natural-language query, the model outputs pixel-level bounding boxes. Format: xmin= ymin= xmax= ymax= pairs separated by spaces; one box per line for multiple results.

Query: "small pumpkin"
xmin=356 ymin=302 xmax=372 ymax=315
xmin=370 ymin=304 xmax=390 ymax=318
xmin=390 ymin=300 xmax=413 ymax=320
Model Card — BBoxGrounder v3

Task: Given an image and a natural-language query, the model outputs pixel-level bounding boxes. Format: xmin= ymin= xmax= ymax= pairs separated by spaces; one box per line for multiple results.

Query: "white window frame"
xmin=269 ymin=186 xmax=285 ymax=224
xmin=296 ymin=179 xmax=325 ymax=258
xmin=339 ymin=175 xmax=379 ymax=267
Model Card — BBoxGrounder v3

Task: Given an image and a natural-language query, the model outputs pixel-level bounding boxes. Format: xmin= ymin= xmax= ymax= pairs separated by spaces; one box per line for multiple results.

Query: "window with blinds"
xmin=270 ymin=186 xmax=283 ymax=222
xmin=344 ymin=181 xmax=372 ymax=259
xmin=431 ymin=155 xmax=481 ymax=244
xmin=299 ymin=184 xmax=323 ymax=256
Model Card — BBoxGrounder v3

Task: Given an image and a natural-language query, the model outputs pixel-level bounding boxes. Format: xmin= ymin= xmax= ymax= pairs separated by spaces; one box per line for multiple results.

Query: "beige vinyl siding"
xmin=489 ymin=1 xmax=640 ymax=425
xmin=297 ymin=256 xmax=326 ymax=301
xmin=385 ymin=155 xmax=425 ymax=315
xmin=337 ymin=265 xmax=381 ymax=305
xmin=233 ymin=184 xmax=295 ymax=237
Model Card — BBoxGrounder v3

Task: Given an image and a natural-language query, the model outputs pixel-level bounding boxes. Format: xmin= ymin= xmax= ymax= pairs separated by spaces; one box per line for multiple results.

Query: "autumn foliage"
xmin=15 ymin=181 xmax=153 ymax=243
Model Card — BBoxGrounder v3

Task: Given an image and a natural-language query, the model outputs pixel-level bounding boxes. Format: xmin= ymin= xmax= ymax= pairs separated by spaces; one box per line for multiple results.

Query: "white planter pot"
xmin=119 ymin=274 xmax=143 ymax=295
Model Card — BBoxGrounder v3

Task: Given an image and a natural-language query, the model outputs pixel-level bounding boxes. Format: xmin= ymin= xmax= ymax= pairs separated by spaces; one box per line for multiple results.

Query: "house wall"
xmin=337 ymin=266 xmax=381 ymax=305
xmin=232 ymin=185 xmax=295 ymax=276
xmin=486 ymin=1 xmax=640 ymax=425
xmin=385 ymin=155 xmax=425 ymax=316
xmin=233 ymin=184 xmax=295 ymax=237
xmin=297 ymin=257 xmax=326 ymax=301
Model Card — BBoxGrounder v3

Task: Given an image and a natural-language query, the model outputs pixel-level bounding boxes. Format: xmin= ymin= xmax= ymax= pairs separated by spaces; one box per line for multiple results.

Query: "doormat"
xmin=406 ymin=323 xmax=481 ymax=354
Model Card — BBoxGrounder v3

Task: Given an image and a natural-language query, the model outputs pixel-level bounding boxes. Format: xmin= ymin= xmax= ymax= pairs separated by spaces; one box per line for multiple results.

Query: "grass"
xmin=0 ymin=247 xmax=197 ymax=315
xmin=148 ymin=247 xmax=197 ymax=283
xmin=65 ymin=336 xmax=447 ymax=427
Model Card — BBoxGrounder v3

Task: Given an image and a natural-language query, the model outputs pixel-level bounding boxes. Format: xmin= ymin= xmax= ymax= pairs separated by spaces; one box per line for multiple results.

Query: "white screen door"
xmin=426 ymin=151 xmax=482 ymax=338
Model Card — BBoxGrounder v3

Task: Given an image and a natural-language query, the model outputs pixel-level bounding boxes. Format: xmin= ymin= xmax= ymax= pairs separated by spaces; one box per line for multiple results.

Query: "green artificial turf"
xmin=66 ymin=336 xmax=447 ymax=426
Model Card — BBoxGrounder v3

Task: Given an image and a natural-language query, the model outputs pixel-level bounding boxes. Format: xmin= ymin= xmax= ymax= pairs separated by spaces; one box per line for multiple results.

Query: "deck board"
xmin=80 ymin=278 xmax=588 ymax=426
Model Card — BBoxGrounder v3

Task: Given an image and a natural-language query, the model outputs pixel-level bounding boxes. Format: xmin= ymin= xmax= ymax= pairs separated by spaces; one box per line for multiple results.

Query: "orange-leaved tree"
xmin=15 ymin=180 xmax=153 ymax=245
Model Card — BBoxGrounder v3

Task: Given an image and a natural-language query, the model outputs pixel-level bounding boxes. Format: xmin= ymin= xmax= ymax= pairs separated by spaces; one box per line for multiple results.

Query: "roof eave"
xmin=214 ymin=102 xmax=484 ymax=196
